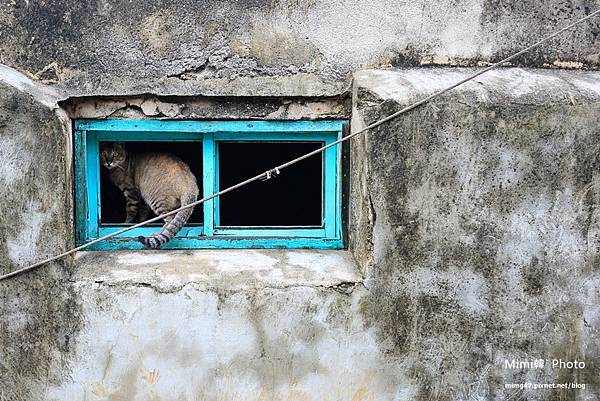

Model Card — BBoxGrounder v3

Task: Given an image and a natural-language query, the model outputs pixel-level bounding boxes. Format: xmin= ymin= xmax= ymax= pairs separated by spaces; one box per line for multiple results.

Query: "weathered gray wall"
xmin=1 ymin=1 xmax=600 ymax=400
xmin=3 ymin=67 xmax=598 ymax=401
xmin=352 ymin=68 xmax=600 ymax=401
xmin=0 ymin=77 xmax=80 ymax=400
xmin=44 ymin=250 xmax=385 ymax=401
xmin=0 ymin=0 xmax=599 ymax=96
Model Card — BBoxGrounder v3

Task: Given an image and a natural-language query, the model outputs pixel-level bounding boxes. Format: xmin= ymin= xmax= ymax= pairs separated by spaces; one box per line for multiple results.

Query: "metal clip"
xmin=261 ymin=167 xmax=281 ymax=181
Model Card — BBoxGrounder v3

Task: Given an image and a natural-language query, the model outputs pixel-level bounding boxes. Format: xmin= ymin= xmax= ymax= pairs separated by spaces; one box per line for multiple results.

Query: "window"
xmin=74 ymin=120 xmax=345 ymax=250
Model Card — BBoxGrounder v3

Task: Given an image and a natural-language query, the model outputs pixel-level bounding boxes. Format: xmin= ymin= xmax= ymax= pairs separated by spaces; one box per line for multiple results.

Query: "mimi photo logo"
xmin=504 ymin=359 xmax=586 ymax=370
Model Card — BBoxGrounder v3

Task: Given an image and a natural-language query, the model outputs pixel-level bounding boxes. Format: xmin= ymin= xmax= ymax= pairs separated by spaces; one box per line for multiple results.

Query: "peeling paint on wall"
xmin=61 ymin=95 xmax=349 ymax=120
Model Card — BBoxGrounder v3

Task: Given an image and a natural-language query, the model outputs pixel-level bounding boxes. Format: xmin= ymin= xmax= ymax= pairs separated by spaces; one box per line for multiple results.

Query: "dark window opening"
xmin=99 ymin=141 xmax=203 ymax=225
xmin=218 ymin=141 xmax=323 ymax=227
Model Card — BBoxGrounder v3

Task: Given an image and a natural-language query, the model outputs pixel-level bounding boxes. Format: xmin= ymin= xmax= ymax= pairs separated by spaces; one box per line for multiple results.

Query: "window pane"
xmin=99 ymin=141 xmax=203 ymax=225
xmin=218 ymin=141 xmax=323 ymax=227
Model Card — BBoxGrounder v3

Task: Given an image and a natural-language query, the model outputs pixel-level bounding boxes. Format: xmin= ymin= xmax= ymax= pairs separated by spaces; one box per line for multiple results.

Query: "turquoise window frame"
xmin=74 ymin=119 xmax=345 ymax=250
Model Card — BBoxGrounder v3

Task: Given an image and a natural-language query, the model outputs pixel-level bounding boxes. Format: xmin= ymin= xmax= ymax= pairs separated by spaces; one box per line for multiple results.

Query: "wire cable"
xmin=1 ymin=8 xmax=599 ymax=282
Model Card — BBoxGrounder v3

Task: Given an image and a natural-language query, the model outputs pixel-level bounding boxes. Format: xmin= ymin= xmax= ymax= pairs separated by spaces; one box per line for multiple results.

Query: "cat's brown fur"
xmin=100 ymin=142 xmax=199 ymax=249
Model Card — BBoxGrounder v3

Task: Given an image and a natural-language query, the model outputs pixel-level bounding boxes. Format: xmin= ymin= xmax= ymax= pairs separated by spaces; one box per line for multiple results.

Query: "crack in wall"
xmin=166 ymin=58 xmax=211 ymax=79
xmin=88 ymin=278 xmax=365 ymax=296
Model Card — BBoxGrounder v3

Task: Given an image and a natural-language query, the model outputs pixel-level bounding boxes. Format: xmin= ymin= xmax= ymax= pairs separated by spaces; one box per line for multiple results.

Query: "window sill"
xmin=72 ymin=249 xmax=362 ymax=292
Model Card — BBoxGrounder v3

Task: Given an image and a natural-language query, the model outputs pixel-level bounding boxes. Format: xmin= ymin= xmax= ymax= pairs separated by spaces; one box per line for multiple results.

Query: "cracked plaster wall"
xmin=0 ymin=0 xmax=599 ymax=97
xmin=47 ymin=284 xmax=400 ymax=401
xmin=0 ymin=77 xmax=80 ymax=401
xmin=42 ymin=250 xmax=390 ymax=400
xmin=1 ymin=1 xmax=600 ymax=400
xmin=5 ymin=65 xmax=600 ymax=401
xmin=351 ymin=68 xmax=600 ymax=401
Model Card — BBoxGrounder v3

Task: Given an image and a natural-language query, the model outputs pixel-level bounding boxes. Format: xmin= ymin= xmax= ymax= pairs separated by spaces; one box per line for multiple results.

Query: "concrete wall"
xmin=1 ymin=1 xmax=600 ymax=400
xmin=2 ymin=66 xmax=599 ymax=401
xmin=352 ymin=68 xmax=600 ymax=401
xmin=0 ymin=0 xmax=599 ymax=96
xmin=0 ymin=72 xmax=79 ymax=401
xmin=45 ymin=250 xmax=383 ymax=401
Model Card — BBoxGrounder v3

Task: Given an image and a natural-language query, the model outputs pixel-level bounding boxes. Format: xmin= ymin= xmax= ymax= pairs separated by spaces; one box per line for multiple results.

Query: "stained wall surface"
xmin=0 ymin=0 xmax=599 ymax=96
xmin=0 ymin=76 xmax=79 ymax=401
xmin=0 ymin=1 xmax=599 ymax=400
xmin=352 ymin=68 xmax=600 ymax=401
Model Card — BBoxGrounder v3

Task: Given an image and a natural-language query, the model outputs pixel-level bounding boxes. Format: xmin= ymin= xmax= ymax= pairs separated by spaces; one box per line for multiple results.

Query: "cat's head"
xmin=100 ymin=142 xmax=127 ymax=170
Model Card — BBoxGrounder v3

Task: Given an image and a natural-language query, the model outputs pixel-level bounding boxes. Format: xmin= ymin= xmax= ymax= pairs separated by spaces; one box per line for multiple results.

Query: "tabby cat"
xmin=100 ymin=142 xmax=199 ymax=249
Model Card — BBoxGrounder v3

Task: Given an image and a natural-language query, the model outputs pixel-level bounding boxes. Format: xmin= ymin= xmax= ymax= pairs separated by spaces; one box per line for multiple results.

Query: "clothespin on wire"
xmin=261 ymin=167 xmax=281 ymax=181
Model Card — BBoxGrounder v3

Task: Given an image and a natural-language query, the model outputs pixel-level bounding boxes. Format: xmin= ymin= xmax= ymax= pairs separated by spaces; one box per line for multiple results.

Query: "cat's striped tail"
xmin=138 ymin=192 xmax=197 ymax=249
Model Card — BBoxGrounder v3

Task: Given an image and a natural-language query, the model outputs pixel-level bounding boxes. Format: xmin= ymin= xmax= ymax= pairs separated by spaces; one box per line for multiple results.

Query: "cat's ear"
xmin=113 ymin=142 xmax=126 ymax=152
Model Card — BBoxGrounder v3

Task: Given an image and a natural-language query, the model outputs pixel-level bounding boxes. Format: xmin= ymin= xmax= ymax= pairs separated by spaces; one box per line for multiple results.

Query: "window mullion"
xmin=202 ymin=133 xmax=216 ymax=236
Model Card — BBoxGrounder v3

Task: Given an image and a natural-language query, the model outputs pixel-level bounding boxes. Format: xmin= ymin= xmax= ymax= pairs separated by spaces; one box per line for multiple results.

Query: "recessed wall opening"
xmin=218 ymin=141 xmax=323 ymax=227
xmin=99 ymin=141 xmax=203 ymax=225
xmin=75 ymin=120 xmax=344 ymax=249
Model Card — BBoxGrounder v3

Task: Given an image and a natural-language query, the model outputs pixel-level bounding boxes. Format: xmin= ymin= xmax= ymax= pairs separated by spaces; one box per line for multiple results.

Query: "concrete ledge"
xmin=0 ymin=64 xmax=65 ymax=107
xmin=354 ymin=67 xmax=600 ymax=105
xmin=70 ymin=73 xmax=350 ymax=98
xmin=73 ymin=249 xmax=362 ymax=292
